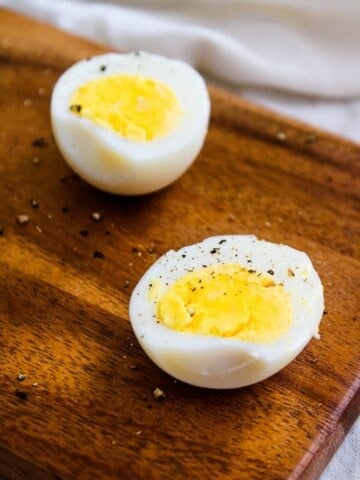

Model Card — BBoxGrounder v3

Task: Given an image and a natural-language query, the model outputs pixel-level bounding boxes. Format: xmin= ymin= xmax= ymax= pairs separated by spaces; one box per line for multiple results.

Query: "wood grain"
xmin=0 ymin=9 xmax=359 ymax=480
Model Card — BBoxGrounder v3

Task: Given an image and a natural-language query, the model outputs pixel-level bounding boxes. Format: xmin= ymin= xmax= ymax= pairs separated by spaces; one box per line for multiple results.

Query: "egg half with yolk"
xmin=129 ymin=235 xmax=324 ymax=389
xmin=51 ymin=52 xmax=210 ymax=195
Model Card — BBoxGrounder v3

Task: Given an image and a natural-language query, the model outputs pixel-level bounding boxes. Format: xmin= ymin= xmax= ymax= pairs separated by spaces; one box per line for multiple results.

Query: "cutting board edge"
xmin=292 ymin=377 xmax=360 ymax=480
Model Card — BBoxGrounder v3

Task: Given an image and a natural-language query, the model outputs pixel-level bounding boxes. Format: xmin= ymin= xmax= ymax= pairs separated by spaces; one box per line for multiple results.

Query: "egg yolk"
xmin=69 ymin=74 xmax=183 ymax=142
xmin=153 ymin=264 xmax=292 ymax=343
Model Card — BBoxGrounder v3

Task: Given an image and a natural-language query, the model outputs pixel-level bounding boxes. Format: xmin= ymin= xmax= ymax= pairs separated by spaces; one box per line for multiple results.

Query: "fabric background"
xmin=2 ymin=0 xmax=360 ymax=143
xmin=0 ymin=1 xmax=359 ymax=479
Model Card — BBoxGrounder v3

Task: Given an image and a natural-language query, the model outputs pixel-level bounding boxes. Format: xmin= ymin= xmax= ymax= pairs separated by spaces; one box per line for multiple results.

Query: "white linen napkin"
xmin=2 ymin=0 xmax=360 ymax=143
xmin=0 ymin=1 xmax=359 ymax=479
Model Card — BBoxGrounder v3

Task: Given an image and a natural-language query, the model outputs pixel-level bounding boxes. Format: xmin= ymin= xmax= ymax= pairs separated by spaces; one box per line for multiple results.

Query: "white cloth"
xmin=0 ymin=1 xmax=359 ymax=479
xmin=2 ymin=0 xmax=360 ymax=143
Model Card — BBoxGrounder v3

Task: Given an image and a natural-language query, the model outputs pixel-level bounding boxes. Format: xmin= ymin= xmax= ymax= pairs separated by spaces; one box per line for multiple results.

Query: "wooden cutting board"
xmin=0 ymin=9 xmax=359 ymax=480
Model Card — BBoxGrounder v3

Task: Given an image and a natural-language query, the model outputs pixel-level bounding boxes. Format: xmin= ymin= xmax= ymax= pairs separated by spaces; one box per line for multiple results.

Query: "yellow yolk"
xmin=153 ymin=264 xmax=292 ymax=343
xmin=69 ymin=74 xmax=183 ymax=141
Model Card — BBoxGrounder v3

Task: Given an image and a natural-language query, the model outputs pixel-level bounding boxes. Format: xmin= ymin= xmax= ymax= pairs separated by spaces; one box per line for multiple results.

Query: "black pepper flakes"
xmin=32 ymin=137 xmax=48 ymax=148
xmin=70 ymin=104 xmax=82 ymax=113
xmin=93 ymin=251 xmax=104 ymax=259
xmin=91 ymin=212 xmax=102 ymax=222
xmin=287 ymin=268 xmax=295 ymax=277
xmin=276 ymin=131 xmax=287 ymax=142
xmin=210 ymin=247 xmax=220 ymax=254
xmin=153 ymin=387 xmax=166 ymax=401
xmin=267 ymin=269 xmax=274 ymax=275
xmin=15 ymin=389 xmax=28 ymax=400
xmin=17 ymin=214 xmax=29 ymax=225
xmin=219 ymin=239 xmax=227 ymax=245
xmin=30 ymin=198 xmax=39 ymax=209
xmin=100 ymin=65 xmax=107 ymax=72
xmin=307 ymin=356 xmax=318 ymax=365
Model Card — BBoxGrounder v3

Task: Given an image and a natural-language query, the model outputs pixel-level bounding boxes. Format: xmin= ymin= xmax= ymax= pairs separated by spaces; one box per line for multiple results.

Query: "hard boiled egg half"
xmin=51 ymin=52 xmax=210 ymax=195
xmin=129 ymin=235 xmax=324 ymax=389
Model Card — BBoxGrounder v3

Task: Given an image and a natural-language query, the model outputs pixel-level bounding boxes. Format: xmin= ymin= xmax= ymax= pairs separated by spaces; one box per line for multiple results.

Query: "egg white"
xmin=51 ymin=52 xmax=210 ymax=195
xmin=129 ymin=235 xmax=324 ymax=389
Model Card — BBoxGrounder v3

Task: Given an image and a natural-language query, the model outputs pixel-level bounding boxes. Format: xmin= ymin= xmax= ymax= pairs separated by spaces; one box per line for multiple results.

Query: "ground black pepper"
xmin=32 ymin=137 xmax=48 ymax=147
xmin=91 ymin=212 xmax=102 ymax=222
xmin=276 ymin=131 xmax=287 ymax=142
xmin=15 ymin=389 xmax=28 ymax=400
xmin=153 ymin=387 xmax=166 ymax=401
xmin=70 ymin=104 xmax=82 ymax=113
xmin=17 ymin=214 xmax=29 ymax=225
